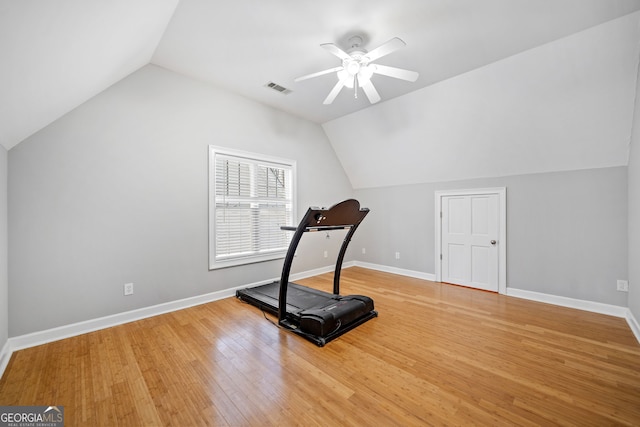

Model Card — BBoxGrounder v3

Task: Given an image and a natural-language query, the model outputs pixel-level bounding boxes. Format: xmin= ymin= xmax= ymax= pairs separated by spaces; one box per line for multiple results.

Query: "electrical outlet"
xmin=617 ymin=280 xmax=629 ymax=292
xmin=124 ymin=282 xmax=134 ymax=296
xmin=362 ymin=247 xmax=366 ymax=254
xmin=395 ymin=252 xmax=400 ymax=260
xmin=323 ymin=250 xmax=328 ymax=258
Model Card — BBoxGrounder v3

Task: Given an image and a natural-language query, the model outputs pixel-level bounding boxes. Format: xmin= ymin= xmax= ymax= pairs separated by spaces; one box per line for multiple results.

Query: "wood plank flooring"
xmin=1 ymin=267 xmax=639 ymax=426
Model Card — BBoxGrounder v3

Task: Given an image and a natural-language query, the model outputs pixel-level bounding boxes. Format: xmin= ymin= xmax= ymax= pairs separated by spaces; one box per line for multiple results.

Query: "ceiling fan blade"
xmin=365 ymin=37 xmax=406 ymax=62
xmin=360 ymin=81 xmax=381 ymax=104
xmin=294 ymin=66 xmax=343 ymax=82
xmin=320 ymin=43 xmax=352 ymax=61
xmin=371 ymin=64 xmax=419 ymax=82
xmin=323 ymin=79 xmax=346 ymax=104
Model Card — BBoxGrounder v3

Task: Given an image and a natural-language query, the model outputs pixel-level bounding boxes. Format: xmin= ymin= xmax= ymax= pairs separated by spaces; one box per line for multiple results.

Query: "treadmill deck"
xmin=236 ymin=281 xmax=377 ymax=346
xmin=236 ymin=281 xmax=339 ymax=317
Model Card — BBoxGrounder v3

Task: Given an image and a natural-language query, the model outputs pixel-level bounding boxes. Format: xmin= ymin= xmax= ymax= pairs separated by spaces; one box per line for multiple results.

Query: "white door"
xmin=441 ymin=194 xmax=499 ymax=292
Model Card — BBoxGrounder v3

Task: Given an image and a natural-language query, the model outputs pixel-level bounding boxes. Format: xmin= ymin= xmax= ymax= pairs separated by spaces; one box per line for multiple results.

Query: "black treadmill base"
xmin=281 ymin=309 xmax=378 ymax=347
xmin=236 ymin=281 xmax=377 ymax=347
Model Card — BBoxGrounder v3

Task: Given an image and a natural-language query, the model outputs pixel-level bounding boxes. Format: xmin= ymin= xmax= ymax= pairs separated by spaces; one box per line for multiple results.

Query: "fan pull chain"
xmin=354 ymin=74 xmax=358 ymax=99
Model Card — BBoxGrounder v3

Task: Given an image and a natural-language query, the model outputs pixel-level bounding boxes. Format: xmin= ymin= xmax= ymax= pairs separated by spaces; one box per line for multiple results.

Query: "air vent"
xmin=265 ymin=81 xmax=292 ymax=95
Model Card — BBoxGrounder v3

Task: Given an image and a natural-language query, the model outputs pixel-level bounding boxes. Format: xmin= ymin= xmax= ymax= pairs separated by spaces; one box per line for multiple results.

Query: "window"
xmin=209 ymin=146 xmax=296 ymax=269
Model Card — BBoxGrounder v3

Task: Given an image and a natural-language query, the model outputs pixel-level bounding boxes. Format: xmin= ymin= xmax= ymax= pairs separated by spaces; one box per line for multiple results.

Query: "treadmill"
xmin=236 ymin=199 xmax=377 ymax=346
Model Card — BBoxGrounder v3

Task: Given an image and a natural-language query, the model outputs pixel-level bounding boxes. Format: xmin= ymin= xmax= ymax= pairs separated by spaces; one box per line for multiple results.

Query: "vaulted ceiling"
xmin=1 ymin=0 xmax=640 ymax=159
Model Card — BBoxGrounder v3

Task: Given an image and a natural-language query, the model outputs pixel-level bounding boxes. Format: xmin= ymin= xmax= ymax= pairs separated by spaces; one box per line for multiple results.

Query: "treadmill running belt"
xmin=237 ymin=281 xmax=338 ymax=315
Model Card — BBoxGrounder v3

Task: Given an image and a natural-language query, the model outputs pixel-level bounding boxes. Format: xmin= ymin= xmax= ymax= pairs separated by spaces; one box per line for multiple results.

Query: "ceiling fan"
xmin=294 ymin=35 xmax=419 ymax=105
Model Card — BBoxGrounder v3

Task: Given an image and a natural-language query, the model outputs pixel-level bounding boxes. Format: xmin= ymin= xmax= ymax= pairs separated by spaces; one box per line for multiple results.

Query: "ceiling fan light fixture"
xmin=346 ymin=60 xmax=361 ymax=76
xmin=337 ymin=69 xmax=350 ymax=86
xmin=296 ymin=36 xmax=419 ymax=105
xmin=358 ymin=65 xmax=373 ymax=83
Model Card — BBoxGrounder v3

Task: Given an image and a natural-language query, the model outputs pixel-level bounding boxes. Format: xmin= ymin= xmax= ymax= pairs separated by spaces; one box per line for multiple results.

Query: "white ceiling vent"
xmin=265 ymin=81 xmax=292 ymax=95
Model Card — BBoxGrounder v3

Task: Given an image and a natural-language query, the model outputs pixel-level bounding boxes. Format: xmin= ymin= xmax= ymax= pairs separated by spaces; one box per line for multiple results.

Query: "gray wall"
xmin=0 ymin=146 xmax=7 ymax=350
xmin=353 ymin=166 xmax=628 ymax=306
xmin=8 ymin=65 xmax=354 ymax=336
xmin=5 ymin=65 xmax=636 ymax=338
xmin=628 ymin=68 xmax=640 ymax=321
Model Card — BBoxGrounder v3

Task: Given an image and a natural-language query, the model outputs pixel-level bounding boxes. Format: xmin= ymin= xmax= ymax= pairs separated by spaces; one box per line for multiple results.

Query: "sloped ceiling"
xmin=0 ymin=0 xmax=179 ymax=150
xmin=324 ymin=12 xmax=640 ymax=187
xmin=1 ymin=1 xmax=640 ymax=188
xmin=153 ymin=0 xmax=640 ymax=126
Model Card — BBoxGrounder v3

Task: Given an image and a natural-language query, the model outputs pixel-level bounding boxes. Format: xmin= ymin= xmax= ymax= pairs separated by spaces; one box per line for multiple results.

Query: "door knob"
xmin=490 ymin=240 xmax=497 ymax=245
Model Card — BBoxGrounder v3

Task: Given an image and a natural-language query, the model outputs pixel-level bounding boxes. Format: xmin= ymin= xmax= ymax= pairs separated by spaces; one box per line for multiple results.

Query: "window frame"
xmin=208 ymin=145 xmax=297 ymax=270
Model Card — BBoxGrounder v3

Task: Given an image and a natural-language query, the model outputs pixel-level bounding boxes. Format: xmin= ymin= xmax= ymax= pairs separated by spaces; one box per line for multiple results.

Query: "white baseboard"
xmin=353 ymin=261 xmax=436 ymax=281
xmin=627 ymin=309 xmax=640 ymax=343
xmin=0 ymin=340 xmax=11 ymax=379
xmin=506 ymin=288 xmax=628 ymax=318
xmin=291 ymin=263 xmax=350 ymax=281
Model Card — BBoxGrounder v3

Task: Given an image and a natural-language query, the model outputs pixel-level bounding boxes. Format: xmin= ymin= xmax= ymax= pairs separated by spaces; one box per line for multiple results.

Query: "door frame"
xmin=435 ymin=187 xmax=507 ymax=294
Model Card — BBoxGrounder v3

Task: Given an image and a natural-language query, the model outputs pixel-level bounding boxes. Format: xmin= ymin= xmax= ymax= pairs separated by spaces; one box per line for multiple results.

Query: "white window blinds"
xmin=209 ymin=146 xmax=296 ymax=269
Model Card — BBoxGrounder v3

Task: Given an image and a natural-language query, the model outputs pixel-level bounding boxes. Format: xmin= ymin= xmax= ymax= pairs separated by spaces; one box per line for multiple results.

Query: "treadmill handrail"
xmin=277 ymin=199 xmax=369 ymax=324
xmin=280 ymin=225 xmax=353 ymax=232
xmin=332 ymin=223 xmax=360 ymax=295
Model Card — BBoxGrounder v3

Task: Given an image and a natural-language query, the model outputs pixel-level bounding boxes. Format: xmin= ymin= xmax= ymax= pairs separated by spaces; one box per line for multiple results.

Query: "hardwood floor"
xmin=1 ymin=267 xmax=639 ymax=426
